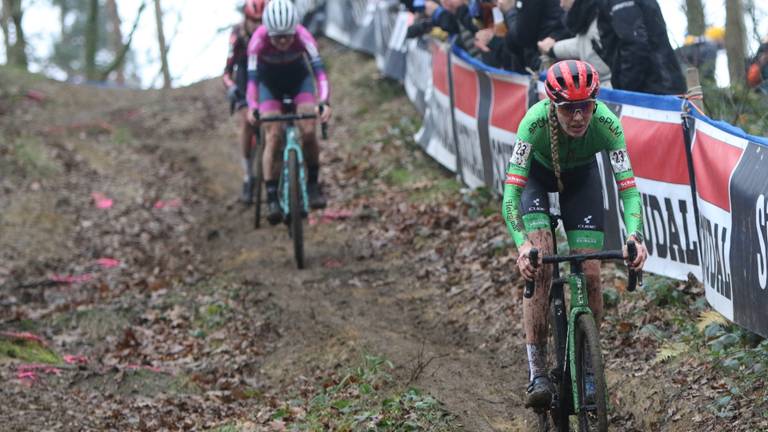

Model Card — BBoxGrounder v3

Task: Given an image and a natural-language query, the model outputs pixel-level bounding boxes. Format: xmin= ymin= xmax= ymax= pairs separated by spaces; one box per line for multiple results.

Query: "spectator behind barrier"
xmin=747 ymin=38 xmax=768 ymax=94
xmin=537 ymin=0 xmax=611 ymax=87
xmin=595 ymin=0 xmax=686 ymax=95
xmin=675 ymin=26 xmax=724 ymax=83
xmin=475 ymin=0 xmax=569 ymax=72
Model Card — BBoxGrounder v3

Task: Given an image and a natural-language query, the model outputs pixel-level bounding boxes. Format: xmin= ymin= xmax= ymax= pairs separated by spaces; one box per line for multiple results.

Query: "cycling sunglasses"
xmin=554 ymin=99 xmax=596 ymax=115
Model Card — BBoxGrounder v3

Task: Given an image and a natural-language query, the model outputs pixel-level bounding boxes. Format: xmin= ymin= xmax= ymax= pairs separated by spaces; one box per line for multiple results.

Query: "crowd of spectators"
xmin=404 ymin=0 xmax=690 ymax=95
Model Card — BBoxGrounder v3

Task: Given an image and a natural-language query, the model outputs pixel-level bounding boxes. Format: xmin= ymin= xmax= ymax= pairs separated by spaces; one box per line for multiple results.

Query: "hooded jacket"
xmin=596 ymin=0 xmax=686 ymax=95
xmin=550 ymin=0 xmax=611 ymax=86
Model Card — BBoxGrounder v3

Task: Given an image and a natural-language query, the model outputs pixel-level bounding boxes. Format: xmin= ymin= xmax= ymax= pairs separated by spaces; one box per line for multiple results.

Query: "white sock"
xmin=527 ymin=343 xmax=548 ymax=381
xmin=242 ymin=157 xmax=254 ymax=181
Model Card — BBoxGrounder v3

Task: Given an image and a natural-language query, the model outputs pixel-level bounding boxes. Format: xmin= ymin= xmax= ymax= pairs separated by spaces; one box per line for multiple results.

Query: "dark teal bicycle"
xmin=526 ymin=237 xmax=641 ymax=432
xmin=257 ymin=105 xmax=327 ymax=269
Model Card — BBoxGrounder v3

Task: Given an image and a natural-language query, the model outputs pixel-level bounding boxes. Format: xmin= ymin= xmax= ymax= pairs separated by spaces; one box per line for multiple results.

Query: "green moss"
xmin=0 ymin=339 xmax=62 ymax=364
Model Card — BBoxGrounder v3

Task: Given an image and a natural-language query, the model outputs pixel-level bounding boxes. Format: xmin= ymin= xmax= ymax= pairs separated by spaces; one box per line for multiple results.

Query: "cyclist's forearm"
xmin=615 ymin=172 xmax=644 ymax=239
xmin=502 ymin=182 xmax=528 ymax=248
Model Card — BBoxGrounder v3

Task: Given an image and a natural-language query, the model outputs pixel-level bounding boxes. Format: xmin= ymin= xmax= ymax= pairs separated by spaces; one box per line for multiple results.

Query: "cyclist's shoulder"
xmin=248 ymin=26 xmax=270 ymax=50
xmin=589 ymin=101 xmax=624 ymax=143
xmin=517 ymin=99 xmax=551 ymax=142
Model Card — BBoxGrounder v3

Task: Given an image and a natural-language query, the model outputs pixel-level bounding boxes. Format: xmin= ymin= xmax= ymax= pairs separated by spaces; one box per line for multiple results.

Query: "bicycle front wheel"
xmin=574 ymin=314 xmax=607 ymax=432
xmin=288 ymin=149 xmax=304 ymax=269
xmin=548 ymin=293 xmax=571 ymax=432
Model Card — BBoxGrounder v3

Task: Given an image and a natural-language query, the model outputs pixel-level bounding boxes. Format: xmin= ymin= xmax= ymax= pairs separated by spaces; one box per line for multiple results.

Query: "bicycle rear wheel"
xmin=253 ymin=129 xmax=264 ymax=229
xmin=288 ymin=149 xmax=304 ymax=269
xmin=574 ymin=314 xmax=607 ymax=432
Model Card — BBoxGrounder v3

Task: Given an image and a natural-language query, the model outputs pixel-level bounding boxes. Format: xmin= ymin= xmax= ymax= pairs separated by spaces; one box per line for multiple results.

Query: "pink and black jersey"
xmin=246 ymin=25 xmax=330 ymax=110
xmin=224 ymin=24 xmax=250 ymax=90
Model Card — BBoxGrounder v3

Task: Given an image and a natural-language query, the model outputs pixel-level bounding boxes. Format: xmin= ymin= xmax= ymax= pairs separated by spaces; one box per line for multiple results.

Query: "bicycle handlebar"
xmin=254 ymin=109 xmax=329 ymax=140
xmin=522 ymin=240 xmax=643 ymax=299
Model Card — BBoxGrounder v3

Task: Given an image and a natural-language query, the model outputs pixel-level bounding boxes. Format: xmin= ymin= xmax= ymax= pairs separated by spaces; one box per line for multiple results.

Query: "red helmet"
xmin=544 ymin=60 xmax=600 ymax=103
xmin=244 ymin=0 xmax=266 ymax=20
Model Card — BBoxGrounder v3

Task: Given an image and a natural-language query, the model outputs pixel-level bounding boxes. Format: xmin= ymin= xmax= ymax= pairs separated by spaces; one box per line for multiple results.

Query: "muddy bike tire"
xmin=574 ymin=314 xmax=608 ymax=432
xmin=548 ymin=289 xmax=571 ymax=432
xmin=253 ymin=129 xmax=264 ymax=229
xmin=288 ymin=149 xmax=304 ymax=269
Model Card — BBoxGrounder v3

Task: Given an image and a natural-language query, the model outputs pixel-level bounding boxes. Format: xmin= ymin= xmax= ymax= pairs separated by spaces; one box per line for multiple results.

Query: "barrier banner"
xmin=379 ymin=11 xmax=411 ymax=80
xmin=418 ymin=40 xmax=457 ymax=172
xmin=591 ymin=90 xmax=699 ymax=280
xmin=373 ymin=0 xmax=397 ymax=71
xmin=690 ymin=110 xmax=768 ymax=337
xmin=325 ymin=0 xmax=376 ymax=54
xmin=450 ymin=48 xmax=486 ymax=189
xmin=485 ymin=70 xmax=530 ymax=194
xmin=404 ymin=37 xmax=432 ymax=115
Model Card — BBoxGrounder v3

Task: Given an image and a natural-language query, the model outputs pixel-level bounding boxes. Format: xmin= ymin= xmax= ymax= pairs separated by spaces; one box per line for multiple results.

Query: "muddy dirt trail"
xmin=196 ymin=46 xmax=533 ymax=430
xmin=2 ymin=41 xmax=763 ymax=431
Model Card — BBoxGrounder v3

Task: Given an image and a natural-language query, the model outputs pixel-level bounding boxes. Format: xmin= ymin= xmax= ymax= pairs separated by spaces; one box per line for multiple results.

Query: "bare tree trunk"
xmin=153 ymin=0 xmax=171 ymax=89
xmin=1 ymin=1 xmax=11 ymax=64
xmin=84 ymin=0 xmax=99 ymax=80
xmin=105 ymin=0 xmax=124 ymax=83
xmin=99 ymin=1 xmax=147 ymax=82
xmin=685 ymin=0 xmax=706 ymax=36
xmin=3 ymin=0 xmax=27 ymax=69
xmin=725 ymin=0 xmax=746 ymax=83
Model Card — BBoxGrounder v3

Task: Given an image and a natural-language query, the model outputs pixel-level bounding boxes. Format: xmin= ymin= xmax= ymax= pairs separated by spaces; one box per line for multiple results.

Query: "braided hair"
xmin=548 ymin=101 xmax=564 ymax=193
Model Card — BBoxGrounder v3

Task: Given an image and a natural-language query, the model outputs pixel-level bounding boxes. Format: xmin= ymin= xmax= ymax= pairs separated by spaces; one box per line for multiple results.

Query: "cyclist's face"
xmin=245 ymin=16 xmax=261 ymax=33
xmin=270 ymin=34 xmax=295 ymax=50
xmin=555 ymin=100 xmax=595 ymax=137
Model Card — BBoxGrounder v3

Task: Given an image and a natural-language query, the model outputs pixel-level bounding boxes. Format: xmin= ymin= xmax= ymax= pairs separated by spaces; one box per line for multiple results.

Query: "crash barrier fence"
xmin=324 ymin=0 xmax=768 ymax=338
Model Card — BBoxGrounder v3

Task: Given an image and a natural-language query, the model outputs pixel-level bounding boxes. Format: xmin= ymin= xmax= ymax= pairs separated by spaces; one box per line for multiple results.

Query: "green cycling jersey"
xmin=501 ymin=99 xmax=644 ymax=247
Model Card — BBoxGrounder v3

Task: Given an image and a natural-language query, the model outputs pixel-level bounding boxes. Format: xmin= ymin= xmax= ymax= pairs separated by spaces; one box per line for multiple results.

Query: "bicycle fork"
xmin=280 ymin=127 xmax=310 ymax=217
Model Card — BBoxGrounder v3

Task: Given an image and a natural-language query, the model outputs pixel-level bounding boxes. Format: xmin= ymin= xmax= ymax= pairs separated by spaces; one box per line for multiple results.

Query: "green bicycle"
xmin=526 ymin=236 xmax=641 ymax=432
xmin=257 ymin=105 xmax=327 ymax=269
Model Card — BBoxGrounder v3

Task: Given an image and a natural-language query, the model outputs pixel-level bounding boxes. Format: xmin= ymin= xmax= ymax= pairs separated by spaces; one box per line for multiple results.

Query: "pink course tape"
xmin=95 ymin=258 xmax=120 ymax=269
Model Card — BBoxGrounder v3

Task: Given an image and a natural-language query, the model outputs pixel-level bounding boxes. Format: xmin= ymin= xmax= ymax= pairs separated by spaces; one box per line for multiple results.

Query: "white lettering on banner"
xmin=612 ymin=178 xmax=700 ymax=280
xmin=757 ymin=194 xmax=767 ymax=290
xmin=423 ymin=89 xmax=457 ymax=171
xmin=700 ymin=212 xmax=732 ymax=298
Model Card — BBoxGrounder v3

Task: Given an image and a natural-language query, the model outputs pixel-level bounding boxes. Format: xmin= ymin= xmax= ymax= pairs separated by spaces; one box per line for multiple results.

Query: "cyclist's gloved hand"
xmin=624 ymin=235 xmax=648 ymax=271
xmin=227 ymin=85 xmax=242 ymax=102
xmin=317 ymin=103 xmax=332 ymax=123
xmin=516 ymin=241 xmax=539 ymax=282
xmin=248 ymin=109 xmax=260 ymax=125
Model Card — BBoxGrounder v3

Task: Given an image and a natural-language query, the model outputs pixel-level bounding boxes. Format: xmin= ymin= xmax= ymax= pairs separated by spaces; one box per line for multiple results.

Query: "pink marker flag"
xmin=91 ymin=192 xmax=113 ymax=209
xmin=63 ymin=355 xmax=89 ymax=365
xmin=0 ymin=331 xmax=45 ymax=344
xmin=95 ymin=258 xmax=120 ymax=269
xmin=153 ymin=198 xmax=182 ymax=209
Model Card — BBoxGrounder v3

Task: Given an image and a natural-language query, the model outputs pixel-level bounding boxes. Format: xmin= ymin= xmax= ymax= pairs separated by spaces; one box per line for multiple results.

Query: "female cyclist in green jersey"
xmin=501 ymin=60 xmax=648 ymax=408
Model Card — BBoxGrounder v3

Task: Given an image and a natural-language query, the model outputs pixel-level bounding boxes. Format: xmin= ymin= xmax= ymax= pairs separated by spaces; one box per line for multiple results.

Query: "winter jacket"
xmin=596 ymin=0 xmax=686 ymax=95
xmin=551 ymin=0 xmax=611 ymax=86
xmin=502 ymin=0 xmax=569 ymax=72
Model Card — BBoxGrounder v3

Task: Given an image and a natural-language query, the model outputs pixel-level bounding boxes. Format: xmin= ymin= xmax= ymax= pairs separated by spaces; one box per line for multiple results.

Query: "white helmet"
xmin=264 ymin=0 xmax=298 ymax=36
